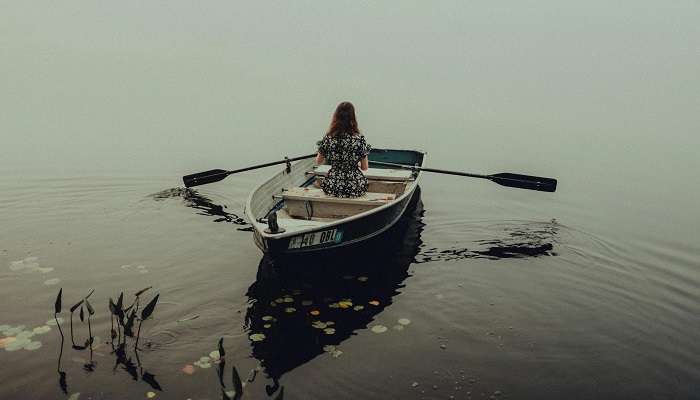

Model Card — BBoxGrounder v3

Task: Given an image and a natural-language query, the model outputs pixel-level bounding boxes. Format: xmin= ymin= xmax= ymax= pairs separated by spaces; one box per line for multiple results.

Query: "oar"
xmin=369 ymin=160 xmax=557 ymax=192
xmin=183 ymin=154 xmax=317 ymax=188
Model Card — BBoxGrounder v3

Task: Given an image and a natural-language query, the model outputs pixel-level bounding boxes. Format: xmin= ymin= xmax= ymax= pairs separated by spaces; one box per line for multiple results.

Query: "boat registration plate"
xmin=288 ymin=229 xmax=342 ymax=249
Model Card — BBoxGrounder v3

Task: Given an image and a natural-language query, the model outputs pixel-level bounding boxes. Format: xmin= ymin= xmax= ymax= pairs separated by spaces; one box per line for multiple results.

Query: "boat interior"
xmin=248 ymin=149 xmax=424 ymax=235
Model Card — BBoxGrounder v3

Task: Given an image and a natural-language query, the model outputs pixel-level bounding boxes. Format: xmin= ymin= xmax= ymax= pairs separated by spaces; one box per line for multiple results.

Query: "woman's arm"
xmin=316 ymin=152 xmax=326 ymax=165
xmin=359 ymin=156 xmax=368 ymax=171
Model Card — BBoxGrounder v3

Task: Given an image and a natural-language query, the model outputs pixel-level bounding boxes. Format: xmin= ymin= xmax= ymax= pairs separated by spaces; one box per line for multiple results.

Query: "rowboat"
xmin=244 ymin=148 xmax=426 ymax=256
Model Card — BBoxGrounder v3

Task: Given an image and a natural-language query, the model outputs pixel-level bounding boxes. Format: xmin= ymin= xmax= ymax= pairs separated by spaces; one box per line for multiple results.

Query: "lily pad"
xmin=368 ymin=300 xmax=380 ymax=306
xmin=284 ymin=307 xmax=296 ymax=313
xmin=323 ymin=328 xmax=336 ymax=335
xmin=24 ymin=341 xmax=42 ymax=351
xmin=398 ymin=318 xmax=411 ymax=326
xmin=311 ymin=321 xmax=327 ymax=329
xmin=0 ymin=337 xmax=17 ymax=349
xmin=33 ymin=326 xmax=51 ymax=335
xmin=44 ymin=278 xmax=60 ymax=286
xmin=338 ymin=300 xmax=353 ymax=309
xmin=16 ymin=330 xmax=35 ymax=340
xmin=283 ymin=297 xmax=294 ymax=303
xmin=263 ymin=324 xmax=272 ymax=329
xmin=261 ymin=316 xmax=275 ymax=322
xmin=393 ymin=325 xmax=405 ymax=331
xmin=46 ymin=317 xmax=64 ymax=326
xmin=310 ymin=310 xmax=320 ymax=316
xmin=182 ymin=364 xmax=195 ymax=375
xmin=209 ymin=350 xmax=221 ymax=360
xmin=68 ymin=393 xmax=81 ymax=400
xmin=357 ymin=276 xmax=369 ymax=282
xmin=146 ymin=391 xmax=156 ymax=398
xmin=5 ymin=337 xmax=30 ymax=351
xmin=370 ymin=325 xmax=388 ymax=334
xmin=353 ymin=305 xmax=365 ymax=311
xmin=249 ymin=333 xmax=266 ymax=342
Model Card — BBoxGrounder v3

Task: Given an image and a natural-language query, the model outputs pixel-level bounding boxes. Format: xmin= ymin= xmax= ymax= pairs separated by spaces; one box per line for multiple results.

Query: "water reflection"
xmin=417 ymin=221 xmax=558 ymax=263
xmin=150 ymin=187 xmax=249 ymax=226
xmin=244 ymin=188 xmax=425 ymax=380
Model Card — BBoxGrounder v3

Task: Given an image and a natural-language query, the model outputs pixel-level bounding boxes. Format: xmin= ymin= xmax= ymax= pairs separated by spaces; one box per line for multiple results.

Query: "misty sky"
xmin=1 ymin=1 xmax=698 ymax=179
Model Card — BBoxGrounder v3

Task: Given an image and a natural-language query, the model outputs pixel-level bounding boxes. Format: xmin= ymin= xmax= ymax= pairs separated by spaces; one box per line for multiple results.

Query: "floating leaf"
xmin=283 ymin=297 xmax=294 ymax=303
xmin=67 ymin=393 xmax=80 ymax=400
xmin=249 ymin=333 xmax=266 ymax=342
xmin=371 ymin=325 xmax=388 ymax=334
xmin=398 ymin=318 xmax=411 ymax=326
xmin=323 ymin=328 xmax=336 ymax=335
xmin=209 ymin=350 xmax=221 ymax=361
xmin=274 ymin=298 xmax=284 ymax=304
xmin=218 ymin=337 xmax=225 ymax=358
xmin=0 ymin=337 xmax=17 ymax=348
xmin=311 ymin=321 xmax=327 ymax=329
xmin=146 ymin=392 xmax=156 ymax=399
xmin=310 ymin=310 xmax=320 ymax=316
xmin=262 ymin=316 xmax=275 ymax=322
xmin=44 ymin=278 xmax=61 ymax=286
xmin=338 ymin=300 xmax=353 ymax=309
xmin=263 ymin=324 xmax=272 ymax=329
xmin=368 ymin=300 xmax=380 ymax=306
xmin=55 ymin=288 xmax=63 ymax=314
xmin=33 ymin=326 xmax=51 ymax=335
xmin=353 ymin=305 xmax=364 ymax=311
xmin=284 ymin=307 xmax=296 ymax=313
xmin=85 ymin=299 xmax=95 ymax=316
xmin=24 ymin=341 xmax=42 ymax=351
xmin=141 ymin=294 xmax=160 ymax=320
xmin=357 ymin=276 xmax=369 ymax=282
xmin=182 ymin=364 xmax=195 ymax=375
xmin=393 ymin=325 xmax=405 ymax=331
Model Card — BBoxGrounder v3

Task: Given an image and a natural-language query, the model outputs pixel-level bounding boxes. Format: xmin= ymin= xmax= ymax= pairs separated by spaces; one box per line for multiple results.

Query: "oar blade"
xmin=183 ymin=169 xmax=229 ymax=188
xmin=490 ymin=173 xmax=557 ymax=192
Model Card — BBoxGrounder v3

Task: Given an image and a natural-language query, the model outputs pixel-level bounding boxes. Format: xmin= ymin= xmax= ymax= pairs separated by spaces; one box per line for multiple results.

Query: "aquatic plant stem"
xmin=135 ymin=320 xmax=143 ymax=349
xmin=54 ymin=313 xmax=64 ymax=337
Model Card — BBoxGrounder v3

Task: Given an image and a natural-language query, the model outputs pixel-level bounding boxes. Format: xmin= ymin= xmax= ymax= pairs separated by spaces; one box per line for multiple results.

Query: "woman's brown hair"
xmin=326 ymin=101 xmax=360 ymax=137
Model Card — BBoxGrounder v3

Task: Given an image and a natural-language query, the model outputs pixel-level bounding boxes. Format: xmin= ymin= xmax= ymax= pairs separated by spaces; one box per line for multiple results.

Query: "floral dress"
xmin=317 ymin=133 xmax=372 ymax=198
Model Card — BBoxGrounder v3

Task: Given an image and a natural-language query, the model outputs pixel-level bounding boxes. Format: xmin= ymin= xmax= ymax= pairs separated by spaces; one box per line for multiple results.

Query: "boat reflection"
xmin=244 ymin=188 xmax=425 ymax=380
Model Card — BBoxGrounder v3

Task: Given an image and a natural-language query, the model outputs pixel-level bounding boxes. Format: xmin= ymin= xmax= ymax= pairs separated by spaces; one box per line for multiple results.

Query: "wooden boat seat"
xmin=313 ymin=177 xmax=407 ymax=195
xmin=281 ymin=187 xmax=396 ymax=219
xmin=309 ymin=165 xmax=414 ymax=181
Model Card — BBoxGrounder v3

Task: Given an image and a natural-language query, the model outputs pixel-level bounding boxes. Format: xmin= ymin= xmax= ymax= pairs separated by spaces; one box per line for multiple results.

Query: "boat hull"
xmin=253 ymin=186 xmax=419 ymax=255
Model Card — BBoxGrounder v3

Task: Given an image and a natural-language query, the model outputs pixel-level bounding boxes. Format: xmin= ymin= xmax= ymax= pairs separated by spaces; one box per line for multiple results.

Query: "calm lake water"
xmin=1 ymin=2 xmax=699 ymax=399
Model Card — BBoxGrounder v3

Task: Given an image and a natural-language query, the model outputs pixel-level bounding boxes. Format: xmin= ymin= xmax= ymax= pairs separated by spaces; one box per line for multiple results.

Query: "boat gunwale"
xmin=245 ymin=149 xmax=426 ymax=241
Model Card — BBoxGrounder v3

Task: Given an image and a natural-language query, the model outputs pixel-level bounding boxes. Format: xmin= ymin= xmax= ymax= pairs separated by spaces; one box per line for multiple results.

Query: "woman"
xmin=316 ymin=102 xmax=371 ymax=198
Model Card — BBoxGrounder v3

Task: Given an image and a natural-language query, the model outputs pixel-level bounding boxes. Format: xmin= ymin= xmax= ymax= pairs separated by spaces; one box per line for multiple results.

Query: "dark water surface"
xmin=2 ymin=2 xmax=700 ymax=399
